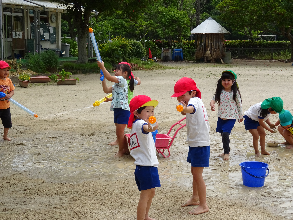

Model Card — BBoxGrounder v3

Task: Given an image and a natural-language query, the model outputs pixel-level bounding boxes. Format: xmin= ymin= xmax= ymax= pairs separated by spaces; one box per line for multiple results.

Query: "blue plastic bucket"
xmin=239 ymin=161 xmax=269 ymax=187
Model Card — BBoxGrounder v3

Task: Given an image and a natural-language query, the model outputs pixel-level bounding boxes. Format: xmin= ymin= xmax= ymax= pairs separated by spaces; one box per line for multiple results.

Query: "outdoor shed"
xmin=191 ymin=17 xmax=229 ymax=62
xmin=0 ymin=0 xmax=66 ymax=59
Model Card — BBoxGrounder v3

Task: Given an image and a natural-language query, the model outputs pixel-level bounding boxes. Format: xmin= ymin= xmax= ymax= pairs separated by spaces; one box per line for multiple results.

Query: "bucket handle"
xmin=241 ymin=167 xmax=269 ymax=179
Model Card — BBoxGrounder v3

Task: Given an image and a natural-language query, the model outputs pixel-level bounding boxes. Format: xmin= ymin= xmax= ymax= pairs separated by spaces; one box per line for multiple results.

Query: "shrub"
xmin=25 ymin=50 xmax=59 ymax=73
xmin=99 ymin=37 xmax=145 ymax=66
xmin=59 ymin=62 xmax=106 ymax=74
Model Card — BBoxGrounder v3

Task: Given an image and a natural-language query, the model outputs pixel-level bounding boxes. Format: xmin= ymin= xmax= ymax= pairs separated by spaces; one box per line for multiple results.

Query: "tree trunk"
xmin=77 ymin=30 xmax=88 ymax=63
xmin=196 ymin=0 xmax=200 ymax=26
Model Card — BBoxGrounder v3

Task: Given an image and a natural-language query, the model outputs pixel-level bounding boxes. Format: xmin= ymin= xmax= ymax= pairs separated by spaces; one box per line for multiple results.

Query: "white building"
xmin=0 ymin=0 xmax=66 ymax=59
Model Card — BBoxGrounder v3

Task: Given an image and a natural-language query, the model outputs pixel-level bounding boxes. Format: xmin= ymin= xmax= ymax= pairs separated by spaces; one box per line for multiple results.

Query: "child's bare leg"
xmin=137 ymin=188 xmax=155 ymax=220
xmin=282 ymin=129 xmax=293 ymax=145
xmin=182 ymin=165 xmax=201 ymax=207
xmin=188 ymin=166 xmax=209 ymax=215
xmin=182 ymin=180 xmax=199 ymax=206
xmin=115 ymin=124 xmax=129 ymax=157
xmin=249 ymin=129 xmax=260 ymax=156
xmin=3 ymin=128 xmax=11 ymax=141
xmin=258 ymin=126 xmax=269 ymax=155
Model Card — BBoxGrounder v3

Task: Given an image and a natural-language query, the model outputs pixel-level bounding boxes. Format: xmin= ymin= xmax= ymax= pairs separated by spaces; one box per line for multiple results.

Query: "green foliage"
xmin=59 ymin=62 xmax=104 ymax=74
xmin=99 ymin=37 xmax=145 ymax=65
xmin=18 ymin=73 xmax=30 ymax=81
xmin=224 ymin=40 xmax=290 ymax=49
xmin=49 ymin=74 xmax=58 ymax=82
xmin=41 ymin=50 xmax=59 ymax=72
xmin=61 ymin=37 xmax=78 ymax=57
xmin=58 ymin=69 xmax=72 ymax=81
xmin=25 ymin=51 xmax=59 ymax=73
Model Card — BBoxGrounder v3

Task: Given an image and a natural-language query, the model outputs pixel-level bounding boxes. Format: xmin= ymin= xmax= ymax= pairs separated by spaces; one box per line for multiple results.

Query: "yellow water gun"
xmin=93 ymin=94 xmax=112 ymax=107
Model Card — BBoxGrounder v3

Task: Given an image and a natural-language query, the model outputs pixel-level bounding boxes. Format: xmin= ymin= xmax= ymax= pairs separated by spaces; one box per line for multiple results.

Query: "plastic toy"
xmin=176 ymin=103 xmax=184 ymax=112
xmin=93 ymin=93 xmax=112 ymax=107
xmin=0 ymin=92 xmax=5 ymax=98
xmin=0 ymin=92 xmax=38 ymax=117
xmin=89 ymin=27 xmax=104 ymax=81
xmin=149 ymin=116 xmax=157 ymax=128
xmin=149 ymin=116 xmax=156 ymax=124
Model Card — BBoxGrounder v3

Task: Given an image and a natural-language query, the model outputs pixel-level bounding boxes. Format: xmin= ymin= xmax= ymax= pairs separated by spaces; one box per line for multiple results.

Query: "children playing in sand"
xmin=243 ymin=97 xmax=283 ymax=156
xmin=172 ymin=77 xmax=210 ymax=215
xmin=210 ymin=70 xmax=243 ymax=160
xmin=0 ymin=61 xmax=15 ymax=141
xmin=97 ymin=61 xmax=135 ymax=157
xmin=127 ymin=95 xmax=160 ymax=220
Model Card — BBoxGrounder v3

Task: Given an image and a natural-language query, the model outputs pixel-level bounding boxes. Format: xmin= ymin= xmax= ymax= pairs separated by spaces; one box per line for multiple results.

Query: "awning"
xmin=191 ymin=17 xmax=229 ymax=34
xmin=2 ymin=0 xmax=66 ymax=12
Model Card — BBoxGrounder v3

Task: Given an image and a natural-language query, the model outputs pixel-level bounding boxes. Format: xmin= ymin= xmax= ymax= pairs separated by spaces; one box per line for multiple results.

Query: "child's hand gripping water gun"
xmin=93 ymin=93 xmax=112 ymax=107
xmin=89 ymin=28 xmax=104 ymax=81
xmin=0 ymin=92 xmax=38 ymax=118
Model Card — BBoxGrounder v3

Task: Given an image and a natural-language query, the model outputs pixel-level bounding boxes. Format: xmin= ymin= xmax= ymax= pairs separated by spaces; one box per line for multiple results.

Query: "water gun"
xmin=0 ymin=92 xmax=38 ymax=118
xmin=89 ymin=28 xmax=104 ymax=81
xmin=176 ymin=103 xmax=184 ymax=112
xmin=93 ymin=93 xmax=112 ymax=107
xmin=149 ymin=116 xmax=157 ymax=128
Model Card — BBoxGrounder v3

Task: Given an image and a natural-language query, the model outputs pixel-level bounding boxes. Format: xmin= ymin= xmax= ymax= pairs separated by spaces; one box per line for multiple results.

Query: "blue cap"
xmin=279 ymin=110 xmax=293 ymax=126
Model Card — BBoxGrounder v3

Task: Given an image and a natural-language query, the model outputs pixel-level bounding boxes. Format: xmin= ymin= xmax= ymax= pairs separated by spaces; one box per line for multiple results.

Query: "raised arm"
xmin=97 ymin=61 xmax=119 ymax=83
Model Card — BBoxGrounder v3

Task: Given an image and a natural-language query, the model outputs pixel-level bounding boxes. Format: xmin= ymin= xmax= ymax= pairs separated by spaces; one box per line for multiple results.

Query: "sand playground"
xmin=0 ymin=59 xmax=293 ymax=219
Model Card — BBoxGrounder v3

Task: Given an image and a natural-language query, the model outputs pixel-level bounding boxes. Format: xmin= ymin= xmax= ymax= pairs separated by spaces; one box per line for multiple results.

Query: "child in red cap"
xmin=0 ymin=61 xmax=15 ymax=141
xmin=172 ymin=77 xmax=210 ymax=215
xmin=128 ymin=95 xmax=160 ymax=220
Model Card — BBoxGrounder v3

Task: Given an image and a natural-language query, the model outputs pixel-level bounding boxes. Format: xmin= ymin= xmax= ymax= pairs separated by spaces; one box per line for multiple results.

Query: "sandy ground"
xmin=0 ymin=59 xmax=293 ymax=219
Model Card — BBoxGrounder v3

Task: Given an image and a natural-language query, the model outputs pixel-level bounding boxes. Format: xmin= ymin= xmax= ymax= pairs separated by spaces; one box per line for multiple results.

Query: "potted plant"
xmin=56 ymin=69 xmax=79 ymax=85
xmin=18 ymin=73 xmax=30 ymax=88
xmin=49 ymin=74 xmax=58 ymax=82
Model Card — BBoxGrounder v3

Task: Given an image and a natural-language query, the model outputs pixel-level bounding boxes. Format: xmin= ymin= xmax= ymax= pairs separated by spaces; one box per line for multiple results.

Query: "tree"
xmin=217 ymin=0 xmax=293 ymax=60
xmin=55 ymin=0 xmax=154 ymax=63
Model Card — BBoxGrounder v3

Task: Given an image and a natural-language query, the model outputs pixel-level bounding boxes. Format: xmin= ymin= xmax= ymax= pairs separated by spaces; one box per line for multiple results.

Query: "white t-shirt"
xmin=130 ymin=119 xmax=159 ymax=167
xmin=186 ymin=97 xmax=210 ymax=147
xmin=244 ymin=102 xmax=270 ymax=122
xmin=213 ymin=90 xmax=243 ymax=120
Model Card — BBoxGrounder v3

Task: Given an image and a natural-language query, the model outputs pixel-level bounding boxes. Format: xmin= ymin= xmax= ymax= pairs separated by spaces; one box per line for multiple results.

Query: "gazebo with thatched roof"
xmin=191 ymin=17 xmax=229 ymax=62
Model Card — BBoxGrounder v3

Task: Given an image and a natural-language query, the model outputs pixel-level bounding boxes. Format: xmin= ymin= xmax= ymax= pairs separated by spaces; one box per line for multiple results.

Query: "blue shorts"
xmin=0 ymin=108 xmax=12 ymax=128
xmin=113 ymin=108 xmax=130 ymax=124
xmin=187 ymin=146 xmax=210 ymax=167
xmin=244 ymin=115 xmax=259 ymax=130
xmin=216 ymin=118 xmax=236 ymax=134
xmin=135 ymin=165 xmax=161 ymax=191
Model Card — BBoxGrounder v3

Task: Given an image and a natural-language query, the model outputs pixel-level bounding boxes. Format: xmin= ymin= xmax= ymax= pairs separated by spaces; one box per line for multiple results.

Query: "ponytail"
xmin=129 ymin=74 xmax=134 ymax=92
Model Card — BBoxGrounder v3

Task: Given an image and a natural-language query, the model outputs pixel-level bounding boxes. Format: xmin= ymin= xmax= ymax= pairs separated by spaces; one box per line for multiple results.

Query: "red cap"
xmin=0 ymin=61 xmax=10 ymax=69
xmin=171 ymin=77 xmax=201 ymax=98
xmin=128 ymin=95 xmax=158 ymax=128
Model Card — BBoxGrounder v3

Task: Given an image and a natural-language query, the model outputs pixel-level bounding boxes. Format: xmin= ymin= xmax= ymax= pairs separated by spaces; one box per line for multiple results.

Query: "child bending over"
xmin=243 ymin=97 xmax=283 ymax=156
